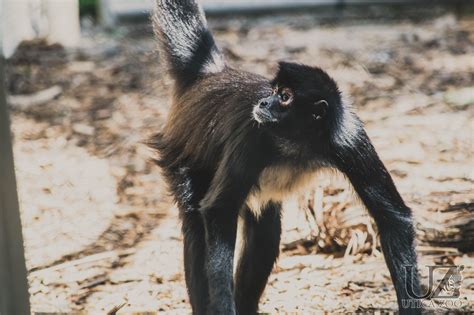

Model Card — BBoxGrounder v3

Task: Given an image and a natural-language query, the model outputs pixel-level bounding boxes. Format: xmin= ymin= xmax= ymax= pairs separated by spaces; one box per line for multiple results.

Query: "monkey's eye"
xmin=280 ymin=88 xmax=293 ymax=105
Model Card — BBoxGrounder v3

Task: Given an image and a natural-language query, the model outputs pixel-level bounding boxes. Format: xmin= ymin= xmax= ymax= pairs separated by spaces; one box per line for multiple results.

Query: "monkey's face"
xmin=253 ymin=62 xmax=341 ymax=147
xmin=253 ymin=86 xmax=294 ymax=124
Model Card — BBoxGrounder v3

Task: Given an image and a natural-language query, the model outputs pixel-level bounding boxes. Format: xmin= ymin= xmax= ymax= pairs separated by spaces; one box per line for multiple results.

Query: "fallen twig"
xmin=8 ymin=85 xmax=62 ymax=110
xmin=107 ymin=301 xmax=127 ymax=315
xmin=30 ymin=248 xmax=135 ymax=275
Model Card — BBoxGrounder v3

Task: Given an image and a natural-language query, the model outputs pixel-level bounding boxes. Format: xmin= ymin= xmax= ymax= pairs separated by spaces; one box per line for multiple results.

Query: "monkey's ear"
xmin=312 ymin=100 xmax=328 ymax=120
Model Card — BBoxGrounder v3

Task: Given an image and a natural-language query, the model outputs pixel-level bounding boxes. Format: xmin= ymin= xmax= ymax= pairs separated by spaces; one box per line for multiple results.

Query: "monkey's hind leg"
xmin=181 ymin=211 xmax=209 ymax=315
xmin=171 ymin=167 xmax=211 ymax=315
xmin=235 ymin=202 xmax=282 ymax=315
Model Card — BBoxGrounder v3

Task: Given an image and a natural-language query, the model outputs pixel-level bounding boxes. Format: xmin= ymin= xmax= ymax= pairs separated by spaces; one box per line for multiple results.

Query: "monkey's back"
xmin=155 ymin=68 xmax=272 ymax=172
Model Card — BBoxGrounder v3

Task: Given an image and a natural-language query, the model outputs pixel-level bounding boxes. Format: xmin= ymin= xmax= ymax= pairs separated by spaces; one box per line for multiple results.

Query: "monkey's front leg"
xmin=332 ymin=127 xmax=421 ymax=314
xmin=202 ymin=206 xmax=239 ymax=314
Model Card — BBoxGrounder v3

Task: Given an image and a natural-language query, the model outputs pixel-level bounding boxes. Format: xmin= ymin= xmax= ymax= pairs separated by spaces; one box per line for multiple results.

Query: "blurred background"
xmin=1 ymin=0 xmax=473 ymax=313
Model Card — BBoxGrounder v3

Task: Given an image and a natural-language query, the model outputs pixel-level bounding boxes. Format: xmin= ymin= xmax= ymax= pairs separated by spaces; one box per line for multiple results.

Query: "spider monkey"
xmin=151 ymin=1 xmax=421 ymax=314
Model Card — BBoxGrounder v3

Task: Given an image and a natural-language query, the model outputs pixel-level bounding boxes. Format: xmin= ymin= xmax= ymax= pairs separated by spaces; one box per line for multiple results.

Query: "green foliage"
xmin=79 ymin=0 xmax=97 ymax=17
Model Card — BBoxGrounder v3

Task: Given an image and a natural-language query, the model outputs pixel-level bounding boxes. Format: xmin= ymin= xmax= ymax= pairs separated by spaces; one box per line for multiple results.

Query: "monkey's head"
xmin=253 ymin=62 xmax=343 ymax=150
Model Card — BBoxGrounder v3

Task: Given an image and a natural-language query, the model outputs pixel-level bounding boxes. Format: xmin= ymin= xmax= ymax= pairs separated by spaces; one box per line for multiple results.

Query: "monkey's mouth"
xmin=252 ymin=106 xmax=278 ymax=124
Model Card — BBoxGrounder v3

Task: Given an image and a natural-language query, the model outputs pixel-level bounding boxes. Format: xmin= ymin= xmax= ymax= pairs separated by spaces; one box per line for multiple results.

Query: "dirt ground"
xmin=6 ymin=11 xmax=474 ymax=313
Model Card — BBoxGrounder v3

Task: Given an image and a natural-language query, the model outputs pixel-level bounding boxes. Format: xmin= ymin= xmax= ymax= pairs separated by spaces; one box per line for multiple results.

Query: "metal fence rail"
xmin=0 ymin=56 xmax=31 ymax=315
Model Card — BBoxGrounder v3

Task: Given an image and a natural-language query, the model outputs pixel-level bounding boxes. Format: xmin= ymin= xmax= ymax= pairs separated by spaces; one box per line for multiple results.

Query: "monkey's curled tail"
xmin=153 ymin=0 xmax=225 ymax=91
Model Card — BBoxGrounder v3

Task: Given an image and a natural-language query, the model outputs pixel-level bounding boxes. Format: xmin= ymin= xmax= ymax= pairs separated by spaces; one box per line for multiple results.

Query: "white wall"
xmin=0 ymin=0 xmax=80 ymax=58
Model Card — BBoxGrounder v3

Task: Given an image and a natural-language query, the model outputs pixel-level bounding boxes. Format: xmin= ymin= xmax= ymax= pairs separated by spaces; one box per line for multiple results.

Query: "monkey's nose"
xmin=259 ymin=100 xmax=268 ymax=108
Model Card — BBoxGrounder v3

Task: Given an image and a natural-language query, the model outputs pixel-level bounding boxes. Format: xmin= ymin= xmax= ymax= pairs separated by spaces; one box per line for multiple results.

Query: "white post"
xmin=0 ymin=0 xmax=36 ymax=58
xmin=44 ymin=0 xmax=81 ymax=48
xmin=0 ymin=0 xmax=80 ymax=58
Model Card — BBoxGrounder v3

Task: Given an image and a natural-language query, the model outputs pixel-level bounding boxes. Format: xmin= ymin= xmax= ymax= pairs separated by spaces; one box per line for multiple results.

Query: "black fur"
xmin=332 ymin=129 xmax=421 ymax=313
xmin=151 ymin=1 xmax=421 ymax=314
xmin=235 ymin=203 xmax=281 ymax=315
